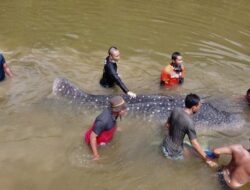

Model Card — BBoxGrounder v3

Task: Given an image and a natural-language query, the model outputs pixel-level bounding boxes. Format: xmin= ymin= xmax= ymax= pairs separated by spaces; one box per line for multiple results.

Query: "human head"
xmin=185 ymin=93 xmax=201 ymax=114
xmin=109 ymin=96 xmax=127 ymax=116
xmin=108 ymin=46 xmax=120 ymax=62
xmin=171 ymin=52 xmax=183 ymax=65
xmin=246 ymin=88 xmax=250 ymax=103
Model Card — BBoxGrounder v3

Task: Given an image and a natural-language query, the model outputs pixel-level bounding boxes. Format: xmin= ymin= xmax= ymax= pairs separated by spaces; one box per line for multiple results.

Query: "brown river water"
xmin=0 ymin=0 xmax=250 ymax=190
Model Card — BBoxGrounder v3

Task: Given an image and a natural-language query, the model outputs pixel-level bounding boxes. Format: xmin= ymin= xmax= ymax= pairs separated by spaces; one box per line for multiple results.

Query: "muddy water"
xmin=0 ymin=0 xmax=250 ymax=190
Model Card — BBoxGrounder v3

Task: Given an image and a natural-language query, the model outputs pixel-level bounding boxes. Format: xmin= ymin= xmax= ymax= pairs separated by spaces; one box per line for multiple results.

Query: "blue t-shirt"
xmin=0 ymin=54 xmax=6 ymax=81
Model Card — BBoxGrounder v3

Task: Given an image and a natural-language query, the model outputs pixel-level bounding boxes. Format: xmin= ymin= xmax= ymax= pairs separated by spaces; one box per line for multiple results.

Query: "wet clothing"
xmin=160 ymin=62 xmax=184 ymax=87
xmin=0 ymin=54 xmax=6 ymax=81
xmin=84 ymin=108 xmax=117 ymax=145
xmin=100 ymin=56 xmax=129 ymax=94
xmin=162 ymin=145 xmax=184 ymax=160
xmin=217 ymin=168 xmax=232 ymax=190
xmin=162 ymin=108 xmax=197 ymax=159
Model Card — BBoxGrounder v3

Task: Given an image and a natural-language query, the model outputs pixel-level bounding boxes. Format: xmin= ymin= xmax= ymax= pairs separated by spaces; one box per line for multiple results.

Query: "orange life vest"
xmin=161 ymin=63 xmax=184 ymax=87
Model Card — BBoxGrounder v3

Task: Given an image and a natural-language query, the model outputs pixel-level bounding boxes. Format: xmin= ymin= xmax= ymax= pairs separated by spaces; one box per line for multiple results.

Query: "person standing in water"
xmin=246 ymin=88 xmax=250 ymax=104
xmin=0 ymin=53 xmax=13 ymax=82
xmin=213 ymin=144 xmax=250 ymax=189
xmin=161 ymin=93 xmax=217 ymax=168
xmin=160 ymin=52 xmax=184 ymax=87
xmin=84 ymin=96 xmax=127 ymax=160
xmin=100 ymin=46 xmax=136 ymax=98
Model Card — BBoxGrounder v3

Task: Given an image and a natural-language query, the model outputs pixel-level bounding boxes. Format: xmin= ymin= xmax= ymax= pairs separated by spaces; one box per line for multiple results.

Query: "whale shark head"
xmin=193 ymin=102 xmax=243 ymax=129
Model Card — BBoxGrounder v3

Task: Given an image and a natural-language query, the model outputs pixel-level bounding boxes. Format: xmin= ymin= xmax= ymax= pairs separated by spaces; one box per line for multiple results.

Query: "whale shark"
xmin=52 ymin=77 xmax=243 ymax=129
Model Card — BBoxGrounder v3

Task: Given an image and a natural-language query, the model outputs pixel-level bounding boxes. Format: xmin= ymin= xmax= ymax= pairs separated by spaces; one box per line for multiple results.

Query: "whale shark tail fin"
xmin=52 ymin=77 xmax=88 ymax=100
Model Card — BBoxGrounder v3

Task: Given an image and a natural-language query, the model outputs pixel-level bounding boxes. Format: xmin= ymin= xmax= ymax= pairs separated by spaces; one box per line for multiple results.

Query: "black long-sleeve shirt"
xmin=100 ymin=56 xmax=129 ymax=94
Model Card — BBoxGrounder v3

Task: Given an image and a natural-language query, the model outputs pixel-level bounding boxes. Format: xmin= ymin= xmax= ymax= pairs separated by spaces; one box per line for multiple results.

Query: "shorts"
xmin=217 ymin=168 xmax=232 ymax=190
xmin=161 ymin=146 xmax=183 ymax=160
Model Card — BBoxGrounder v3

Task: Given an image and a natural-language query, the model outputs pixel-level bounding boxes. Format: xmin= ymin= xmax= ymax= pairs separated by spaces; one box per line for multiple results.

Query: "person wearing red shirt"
xmin=84 ymin=96 xmax=127 ymax=160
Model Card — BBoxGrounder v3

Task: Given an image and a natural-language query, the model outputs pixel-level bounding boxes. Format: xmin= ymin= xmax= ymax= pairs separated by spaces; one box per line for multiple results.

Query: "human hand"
xmin=116 ymin=126 xmax=123 ymax=132
xmin=205 ymin=149 xmax=219 ymax=159
xmin=211 ymin=149 xmax=220 ymax=159
xmin=206 ymin=159 xmax=218 ymax=169
xmin=127 ymin=91 xmax=136 ymax=98
xmin=171 ymin=72 xmax=179 ymax=78
xmin=92 ymin=154 xmax=100 ymax=161
xmin=179 ymin=77 xmax=184 ymax=84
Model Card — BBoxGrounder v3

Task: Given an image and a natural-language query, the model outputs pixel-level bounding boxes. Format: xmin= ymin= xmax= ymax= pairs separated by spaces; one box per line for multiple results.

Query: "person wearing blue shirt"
xmin=0 ymin=53 xmax=13 ymax=81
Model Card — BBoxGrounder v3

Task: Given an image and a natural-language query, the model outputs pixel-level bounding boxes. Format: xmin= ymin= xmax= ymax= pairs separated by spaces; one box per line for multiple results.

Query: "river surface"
xmin=0 ymin=0 xmax=250 ymax=190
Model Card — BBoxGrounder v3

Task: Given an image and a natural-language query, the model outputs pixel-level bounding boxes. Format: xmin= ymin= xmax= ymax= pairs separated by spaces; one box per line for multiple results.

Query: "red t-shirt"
xmin=84 ymin=109 xmax=117 ymax=145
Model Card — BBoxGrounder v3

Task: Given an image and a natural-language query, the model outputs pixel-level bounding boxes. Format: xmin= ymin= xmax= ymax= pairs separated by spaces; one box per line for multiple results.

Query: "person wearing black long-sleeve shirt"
xmin=100 ymin=47 xmax=136 ymax=98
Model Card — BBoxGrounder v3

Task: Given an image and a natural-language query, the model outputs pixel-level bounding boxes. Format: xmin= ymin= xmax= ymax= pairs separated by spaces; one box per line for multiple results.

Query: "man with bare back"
xmin=213 ymin=144 xmax=250 ymax=189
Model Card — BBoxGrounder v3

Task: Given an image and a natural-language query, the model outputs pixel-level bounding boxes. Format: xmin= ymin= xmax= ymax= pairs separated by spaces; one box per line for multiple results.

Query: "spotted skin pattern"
xmin=52 ymin=77 xmax=242 ymax=128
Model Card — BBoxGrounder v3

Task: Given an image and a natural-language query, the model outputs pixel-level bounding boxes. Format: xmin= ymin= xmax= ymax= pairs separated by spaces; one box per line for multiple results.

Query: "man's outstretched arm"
xmin=213 ymin=144 xmax=243 ymax=156
xmin=90 ymin=131 xmax=100 ymax=160
xmin=191 ymin=139 xmax=218 ymax=168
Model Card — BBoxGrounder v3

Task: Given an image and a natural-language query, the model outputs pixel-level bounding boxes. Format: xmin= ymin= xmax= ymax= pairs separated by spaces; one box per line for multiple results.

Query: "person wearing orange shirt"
xmin=160 ymin=52 xmax=184 ymax=87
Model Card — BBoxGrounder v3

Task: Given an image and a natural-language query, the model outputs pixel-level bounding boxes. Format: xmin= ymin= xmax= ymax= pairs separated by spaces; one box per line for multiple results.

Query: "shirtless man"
xmin=213 ymin=144 xmax=250 ymax=189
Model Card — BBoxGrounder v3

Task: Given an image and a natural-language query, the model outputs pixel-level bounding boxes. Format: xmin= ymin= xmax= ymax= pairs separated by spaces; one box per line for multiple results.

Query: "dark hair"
xmin=171 ymin=52 xmax=181 ymax=60
xmin=247 ymin=88 xmax=250 ymax=95
xmin=108 ymin=46 xmax=118 ymax=55
xmin=185 ymin=93 xmax=200 ymax=108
